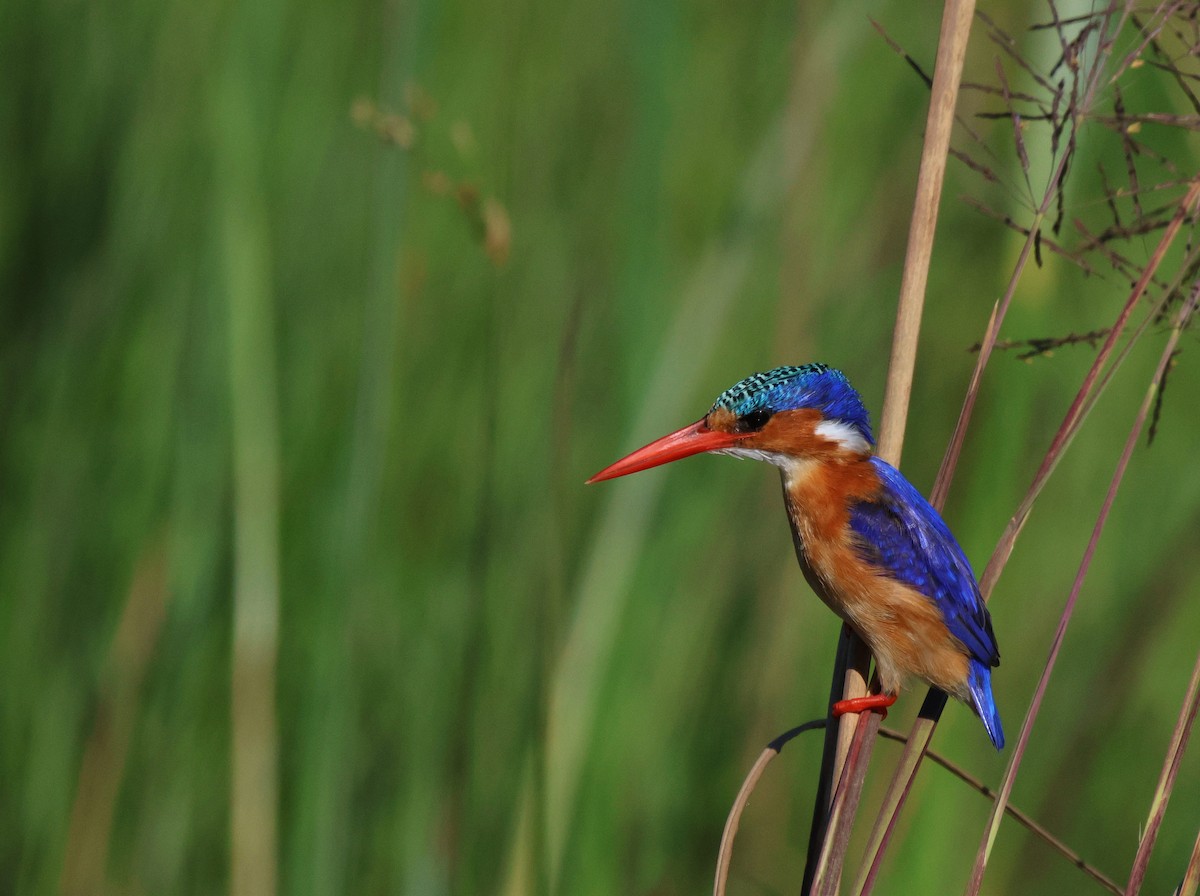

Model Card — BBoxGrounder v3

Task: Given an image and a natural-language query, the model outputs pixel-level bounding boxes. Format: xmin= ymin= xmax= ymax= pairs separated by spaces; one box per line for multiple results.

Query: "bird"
xmin=587 ymin=363 xmax=1003 ymax=749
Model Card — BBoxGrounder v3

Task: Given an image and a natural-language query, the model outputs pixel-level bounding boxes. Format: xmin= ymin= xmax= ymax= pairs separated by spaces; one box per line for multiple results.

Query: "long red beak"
xmin=587 ymin=419 xmax=747 ymax=483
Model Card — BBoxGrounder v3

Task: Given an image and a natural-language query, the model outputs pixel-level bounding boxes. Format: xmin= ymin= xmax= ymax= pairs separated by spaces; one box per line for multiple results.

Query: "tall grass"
xmin=2 ymin=0 xmax=1198 ymax=894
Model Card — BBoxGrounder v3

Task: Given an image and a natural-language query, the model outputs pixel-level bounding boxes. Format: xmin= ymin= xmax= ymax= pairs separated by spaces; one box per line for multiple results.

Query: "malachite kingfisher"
xmin=588 ymin=364 xmax=1004 ymax=749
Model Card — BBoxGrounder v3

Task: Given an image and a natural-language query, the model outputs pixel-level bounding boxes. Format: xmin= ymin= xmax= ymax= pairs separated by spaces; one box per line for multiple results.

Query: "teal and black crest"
xmin=710 ymin=364 xmax=874 ymax=445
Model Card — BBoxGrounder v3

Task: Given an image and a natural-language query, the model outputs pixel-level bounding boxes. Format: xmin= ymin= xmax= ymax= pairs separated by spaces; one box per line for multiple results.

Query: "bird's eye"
xmin=735 ymin=409 xmax=771 ymax=433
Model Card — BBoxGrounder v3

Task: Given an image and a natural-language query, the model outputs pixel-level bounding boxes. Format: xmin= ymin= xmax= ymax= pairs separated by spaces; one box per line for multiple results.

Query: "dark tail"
xmin=967 ymin=659 xmax=1004 ymax=750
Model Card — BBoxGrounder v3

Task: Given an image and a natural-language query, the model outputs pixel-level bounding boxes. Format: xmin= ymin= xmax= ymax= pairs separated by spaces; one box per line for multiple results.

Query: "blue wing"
xmin=849 ymin=457 xmax=999 ymax=669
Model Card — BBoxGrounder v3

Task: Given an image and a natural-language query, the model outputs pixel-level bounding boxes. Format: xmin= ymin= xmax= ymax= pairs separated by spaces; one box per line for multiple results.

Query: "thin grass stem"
xmin=715 ymin=721 xmax=826 ymax=896
xmin=1178 ymin=825 xmax=1200 ymax=896
xmin=812 ymin=712 xmax=885 ymax=896
xmin=803 ymin=633 xmax=867 ymax=894
xmin=809 ymin=1 xmax=979 ymax=891
xmin=1125 ymin=631 xmax=1200 ymax=894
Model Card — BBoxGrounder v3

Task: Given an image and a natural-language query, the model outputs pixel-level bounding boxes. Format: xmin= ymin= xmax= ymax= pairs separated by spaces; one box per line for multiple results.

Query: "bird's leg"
xmin=831 ymin=692 xmax=897 ymax=719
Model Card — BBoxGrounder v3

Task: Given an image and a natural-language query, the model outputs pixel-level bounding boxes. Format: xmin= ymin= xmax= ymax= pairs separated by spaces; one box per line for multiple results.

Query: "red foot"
xmin=832 ymin=692 xmax=898 ymax=719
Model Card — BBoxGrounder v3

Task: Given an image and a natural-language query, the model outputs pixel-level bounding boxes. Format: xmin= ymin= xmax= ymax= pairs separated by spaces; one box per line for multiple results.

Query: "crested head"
xmin=707 ymin=364 xmax=874 ymax=451
xmin=585 ymin=363 xmax=875 ymax=486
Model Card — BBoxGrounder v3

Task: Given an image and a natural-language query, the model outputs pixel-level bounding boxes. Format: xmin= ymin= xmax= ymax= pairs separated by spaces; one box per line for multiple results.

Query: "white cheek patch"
xmin=815 ymin=419 xmax=871 ymax=454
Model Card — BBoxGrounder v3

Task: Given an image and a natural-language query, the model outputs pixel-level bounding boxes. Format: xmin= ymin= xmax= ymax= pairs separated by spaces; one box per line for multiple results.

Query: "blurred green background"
xmin=3 ymin=0 xmax=1199 ymax=893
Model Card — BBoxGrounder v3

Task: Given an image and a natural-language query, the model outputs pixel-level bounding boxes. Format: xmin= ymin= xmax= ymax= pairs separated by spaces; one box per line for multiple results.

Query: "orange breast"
xmin=781 ymin=458 xmax=972 ymax=700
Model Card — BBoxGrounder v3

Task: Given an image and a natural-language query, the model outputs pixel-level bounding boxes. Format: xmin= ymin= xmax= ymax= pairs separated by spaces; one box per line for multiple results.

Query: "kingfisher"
xmin=588 ymin=364 xmax=1003 ymax=749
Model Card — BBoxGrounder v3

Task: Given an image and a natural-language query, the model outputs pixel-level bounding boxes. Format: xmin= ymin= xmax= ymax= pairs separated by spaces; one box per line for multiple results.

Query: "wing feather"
xmin=848 ymin=457 xmax=999 ymax=668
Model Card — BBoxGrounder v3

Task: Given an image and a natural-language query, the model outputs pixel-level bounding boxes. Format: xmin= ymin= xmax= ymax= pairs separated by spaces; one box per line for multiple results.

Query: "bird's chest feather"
xmin=778 ymin=459 xmax=968 ymax=694
xmin=779 ymin=457 xmax=878 ymax=606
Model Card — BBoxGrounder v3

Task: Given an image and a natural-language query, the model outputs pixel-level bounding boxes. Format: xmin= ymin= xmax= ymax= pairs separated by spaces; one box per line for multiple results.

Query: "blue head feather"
xmin=710 ymin=364 xmax=874 ymax=446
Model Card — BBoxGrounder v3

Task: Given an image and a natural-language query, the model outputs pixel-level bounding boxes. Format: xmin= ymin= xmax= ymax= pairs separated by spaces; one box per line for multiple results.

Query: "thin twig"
xmin=813 ymin=712 xmax=885 ymax=896
xmin=714 ymin=721 xmax=827 ymax=896
xmin=959 ymin=196 xmax=1101 ymax=275
xmin=994 ymin=57 xmax=1032 ymax=187
xmin=967 ymin=328 xmax=1111 ymax=359
xmin=870 ymin=17 xmax=933 ymax=88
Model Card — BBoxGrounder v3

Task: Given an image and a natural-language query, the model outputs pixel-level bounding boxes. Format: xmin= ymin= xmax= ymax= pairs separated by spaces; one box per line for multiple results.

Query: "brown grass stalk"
xmin=805 ymin=1 xmax=979 ymax=892
xmin=714 ymin=721 xmax=826 ymax=896
xmin=1125 ymin=618 xmax=1200 ymax=893
xmin=1178 ymin=825 xmax=1200 ymax=896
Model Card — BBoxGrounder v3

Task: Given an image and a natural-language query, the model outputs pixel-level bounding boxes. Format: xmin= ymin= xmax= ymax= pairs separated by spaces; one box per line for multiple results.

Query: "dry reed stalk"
xmin=806 ymin=0 xmax=978 ymax=892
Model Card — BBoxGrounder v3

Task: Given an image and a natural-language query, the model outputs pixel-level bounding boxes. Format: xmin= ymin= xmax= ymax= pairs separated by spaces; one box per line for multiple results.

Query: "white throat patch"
xmin=714 ymin=446 xmax=812 ymax=481
xmin=714 ymin=446 xmax=788 ymax=466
